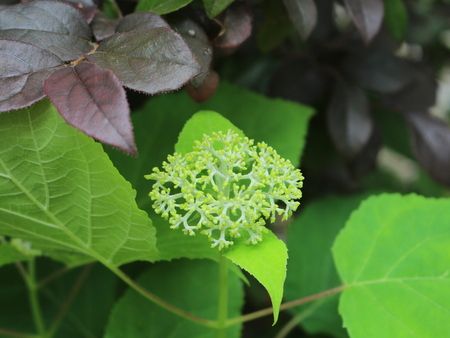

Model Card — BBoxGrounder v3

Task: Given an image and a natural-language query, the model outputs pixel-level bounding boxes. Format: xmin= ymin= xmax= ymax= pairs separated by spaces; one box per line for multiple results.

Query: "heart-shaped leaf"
xmin=282 ymin=0 xmax=317 ymax=40
xmin=89 ymin=28 xmax=201 ymax=94
xmin=333 ymin=194 xmax=450 ymax=338
xmin=0 ymin=39 xmax=62 ymax=112
xmin=44 ymin=62 xmax=136 ymax=154
xmin=174 ymin=111 xmax=288 ymax=323
xmin=343 ymin=0 xmax=384 ymax=43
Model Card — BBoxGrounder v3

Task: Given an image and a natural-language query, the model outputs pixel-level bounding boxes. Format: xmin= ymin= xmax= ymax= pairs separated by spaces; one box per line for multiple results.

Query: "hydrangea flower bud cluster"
xmin=146 ymin=130 xmax=304 ymax=250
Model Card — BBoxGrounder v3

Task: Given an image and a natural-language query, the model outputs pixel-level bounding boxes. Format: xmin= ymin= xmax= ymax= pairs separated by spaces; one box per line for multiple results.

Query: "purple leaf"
xmin=406 ymin=112 xmax=450 ymax=187
xmin=0 ymin=29 xmax=92 ymax=61
xmin=327 ymin=80 xmax=374 ymax=158
xmin=343 ymin=0 xmax=384 ymax=43
xmin=282 ymin=0 xmax=317 ymax=40
xmin=175 ymin=20 xmax=212 ymax=86
xmin=0 ymin=40 xmax=62 ymax=112
xmin=44 ymin=62 xmax=136 ymax=154
xmin=89 ymin=28 xmax=201 ymax=94
xmin=0 ymin=0 xmax=92 ymax=60
xmin=92 ymin=13 xmax=119 ymax=41
xmin=214 ymin=4 xmax=252 ymax=50
xmin=0 ymin=0 xmax=91 ymax=39
xmin=116 ymin=12 xmax=169 ymax=33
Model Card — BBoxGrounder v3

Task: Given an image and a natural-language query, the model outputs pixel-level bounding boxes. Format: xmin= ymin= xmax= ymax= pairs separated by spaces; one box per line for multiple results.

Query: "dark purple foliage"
xmin=44 ymin=62 xmax=136 ymax=154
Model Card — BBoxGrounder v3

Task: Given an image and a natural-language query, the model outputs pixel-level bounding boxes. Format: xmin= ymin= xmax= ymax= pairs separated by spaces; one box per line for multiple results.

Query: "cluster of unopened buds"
xmin=146 ymin=130 xmax=304 ymax=250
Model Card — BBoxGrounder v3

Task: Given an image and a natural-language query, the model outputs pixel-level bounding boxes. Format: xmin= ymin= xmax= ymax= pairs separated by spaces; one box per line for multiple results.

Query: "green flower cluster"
xmin=146 ymin=130 xmax=303 ymax=250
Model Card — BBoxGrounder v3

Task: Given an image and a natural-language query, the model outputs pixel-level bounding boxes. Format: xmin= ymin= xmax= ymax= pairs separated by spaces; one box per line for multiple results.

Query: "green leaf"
xmin=333 ymin=194 xmax=450 ymax=338
xmin=0 ymin=101 xmax=158 ymax=267
xmin=384 ymin=0 xmax=408 ymax=40
xmin=175 ymin=110 xmax=244 ymax=154
xmin=136 ymin=0 xmax=193 ymax=14
xmin=286 ymin=196 xmax=368 ymax=337
xmin=225 ymin=231 xmax=287 ymax=323
xmin=172 ymin=110 xmax=289 ymax=323
xmin=104 ymin=259 xmax=244 ymax=338
xmin=203 ymin=0 xmax=234 ymax=17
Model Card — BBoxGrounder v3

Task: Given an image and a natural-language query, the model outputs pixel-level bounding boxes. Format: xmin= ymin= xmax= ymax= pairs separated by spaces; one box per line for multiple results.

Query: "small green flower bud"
xmin=146 ymin=130 xmax=303 ymax=250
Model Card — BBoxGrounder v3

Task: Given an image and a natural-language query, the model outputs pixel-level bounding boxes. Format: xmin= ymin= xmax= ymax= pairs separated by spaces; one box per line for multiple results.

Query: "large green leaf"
xmin=0 ymin=101 xmax=158 ymax=267
xmin=173 ymin=111 xmax=288 ymax=323
xmin=136 ymin=0 xmax=193 ymax=13
xmin=333 ymin=194 xmax=450 ymax=338
xmin=286 ymin=196 xmax=367 ymax=337
xmin=104 ymin=259 xmax=244 ymax=338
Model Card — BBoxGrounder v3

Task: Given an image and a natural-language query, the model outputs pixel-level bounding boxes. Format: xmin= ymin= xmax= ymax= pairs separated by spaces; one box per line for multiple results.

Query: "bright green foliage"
xmin=0 ymin=101 xmax=158 ymax=267
xmin=148 ymin=125 xmax=303 ymax=250
xmin=105 ymin=259 xmax=244 ymax=338
xmin=384 ymin=0 xmax=408 ymax=40
xmin=168 ymin=111 xmax=290 ymax=322
xmin=286 ymin=196 xmax=367 ymax=337
xmin=175 ymin=110 xmax=244 ymax=154
xmin=333 ymin=194 xmax=450 ymax=338
xmin=136 ymin=0 xmax=193 ymax=14
xmin=203 ymin=0 xmax=234 ymax=17
xmin=225 ymin=231 xmax=288 ymax=323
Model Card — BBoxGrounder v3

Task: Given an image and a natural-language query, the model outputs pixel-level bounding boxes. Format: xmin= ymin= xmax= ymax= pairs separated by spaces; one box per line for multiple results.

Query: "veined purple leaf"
xmin=44 ymin=62 xmax=136 ymax=154
xmin=343 ymin=0 xmax=384 ymax=43
xmin=0 ymin=29 xmax=91 ymax=61
xmin=0 ymin=40 xmax=62 ymax=112
xmin=0 ymin=0 xmax=92 ymax=60
xmin=0 ymin=0 xmax=91 ymax=39
xmin=406 ymin=112 xmax=450 ymax=187
xmin=89 ymin=28 xmax=201 ymax=94
xmin=282 ymin=0 xmax=317 ymax=40
xmin=327 ymin=80 xmax=373 ymax=158
xmin=116 ymin=12 xmax=169 ymax=33
xmin=214 ymin=4 xmax=252 ymax=49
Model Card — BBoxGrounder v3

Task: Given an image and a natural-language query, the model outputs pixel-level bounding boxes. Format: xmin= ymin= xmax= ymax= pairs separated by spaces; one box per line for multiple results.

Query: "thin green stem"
xmin=216 ymin=255 xmax=229 ymax=338
xmin=275 ymin=299 xmax=326 ymax=338
xmin=225 ymin=285 xmax=345 ymax=327
xmin=46 ymin=266 xmax=92 ymax=338
xmin=108 ymin=266 xmax=218 ymax=328
xmin=18 ymin=261 xmax=46 ymax=337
